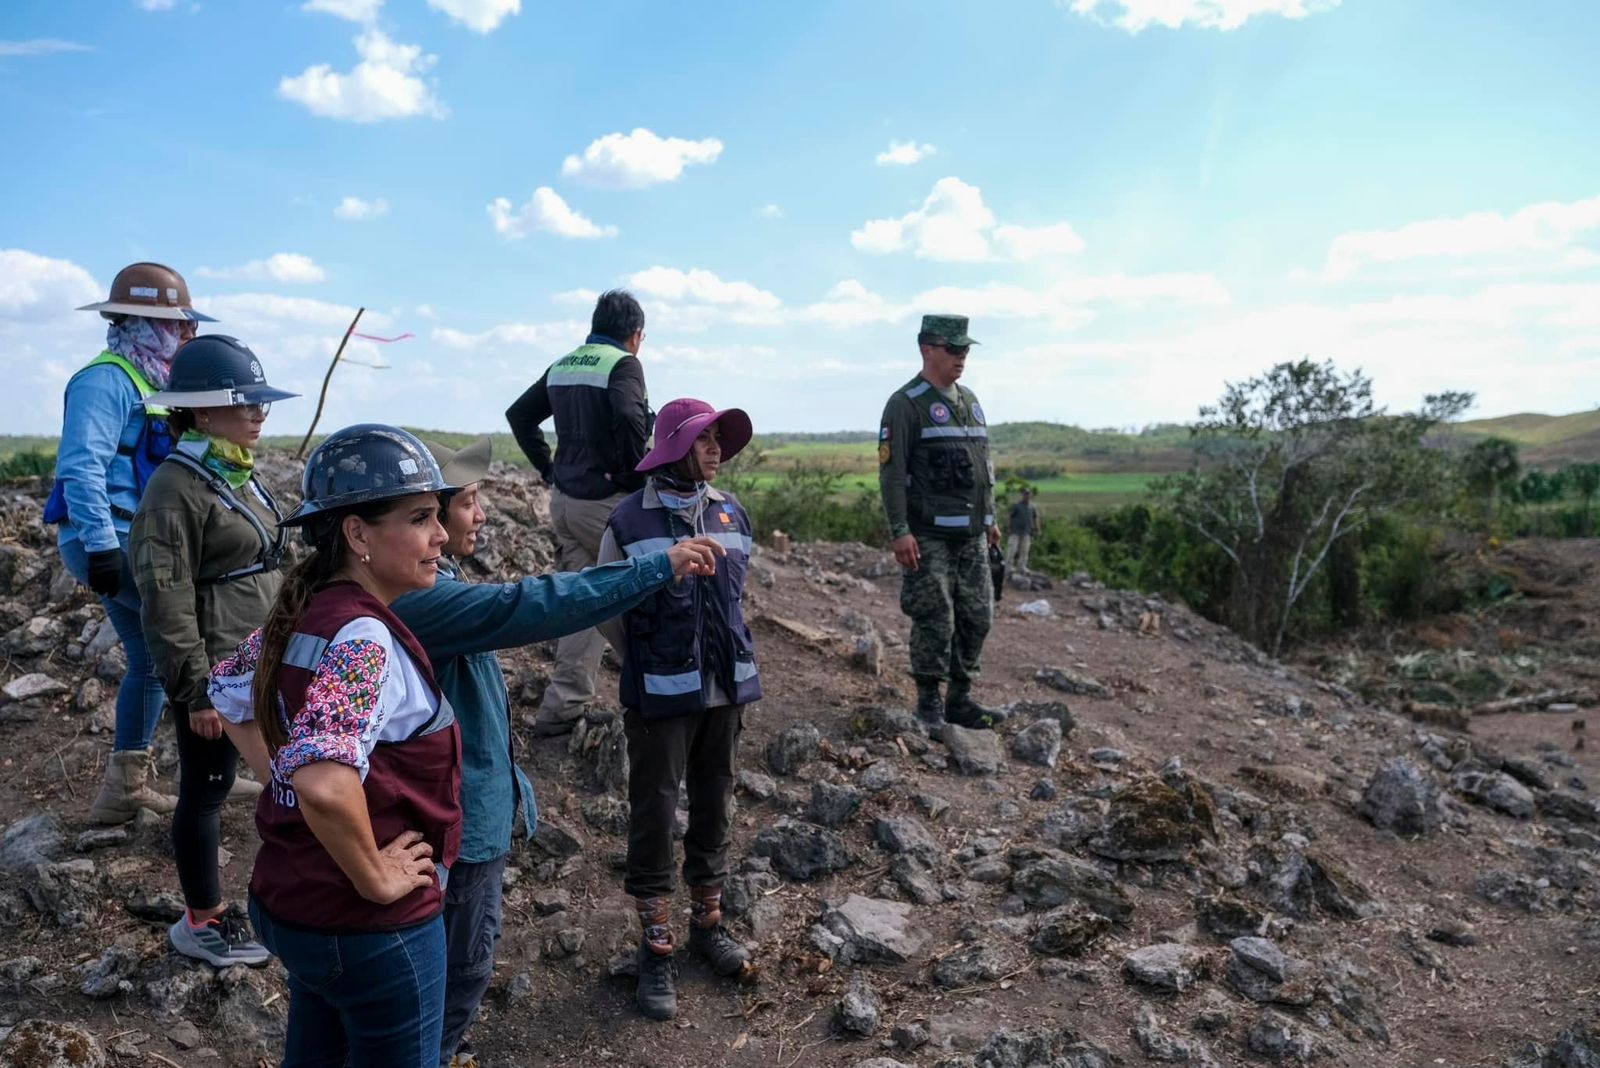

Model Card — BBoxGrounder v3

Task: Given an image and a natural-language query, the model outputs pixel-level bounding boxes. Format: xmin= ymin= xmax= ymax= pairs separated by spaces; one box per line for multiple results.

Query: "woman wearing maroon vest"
xmin=208 ymin=424 xmax=461 ymax=1068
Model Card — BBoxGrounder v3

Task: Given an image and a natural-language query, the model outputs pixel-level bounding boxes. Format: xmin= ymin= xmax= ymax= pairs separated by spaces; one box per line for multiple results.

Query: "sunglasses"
xmin=941 ymin=344 xmax=971 ymax=356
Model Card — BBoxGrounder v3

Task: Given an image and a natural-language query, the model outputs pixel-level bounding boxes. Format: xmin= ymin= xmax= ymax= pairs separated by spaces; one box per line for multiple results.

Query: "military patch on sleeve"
xmin=878 ymin=443 xmax=891 ymax=465
xmin=879 ymin=426 xmax=890 ymax=441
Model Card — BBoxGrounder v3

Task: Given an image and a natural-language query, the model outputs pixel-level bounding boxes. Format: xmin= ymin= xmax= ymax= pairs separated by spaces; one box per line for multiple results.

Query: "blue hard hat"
xmin=144 ymin=335 xmax=299 ymax=409
xmin=283 ymin=424 xmax=455 ymax=527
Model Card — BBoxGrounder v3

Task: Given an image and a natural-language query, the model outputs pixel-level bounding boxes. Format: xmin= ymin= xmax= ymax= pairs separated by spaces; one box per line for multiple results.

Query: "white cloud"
xmin=0 ymin=249 xmax=102 ymax=318
xmin=432 ymin=320 xmax=583 ymax=350
xmin=852 ymin=177 xmax=1086 ymax=263
xmin=758 ymin=204 xmax=784 ymax=219
xmin=0 ymin=39 xmax=92 ymax=56
xmin=425 ymin=0 xmax=520 ymax=33
xmin=335 ymin=195 xmax=390 ymax=220
xmin=1067 ymin=0 xmax=1341 ymax=33
xmin=197 ymin=253 xmax=328 ymax=285
xmin=876 ymin=140 xmax=937 ymax=166
xmin=302 ymin=0 xmax=383 ymax=22
xmin=993 ymin=222 xmax=1087 ymax=260
xmin=560 ymin=128 xmax=723 ymax=190
xmin=487 ymin=188 xmax=617 ymax=240
xmin=279 ymin=30 xmax=446 ymax=123
xmin=626 ymin=267 xmax=782 ymax=311
xmin=799 ymin=280 xmax=910 ymax=328
xmin=1315 ymin=194 xmax=1600 ymax=281
xmin=136 ymin=0 xmax=177 ymax=10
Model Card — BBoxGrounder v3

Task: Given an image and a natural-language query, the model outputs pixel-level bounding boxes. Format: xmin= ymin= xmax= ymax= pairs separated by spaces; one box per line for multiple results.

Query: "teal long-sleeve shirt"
xmin=393 ymin=549 xmax=675 ymax=864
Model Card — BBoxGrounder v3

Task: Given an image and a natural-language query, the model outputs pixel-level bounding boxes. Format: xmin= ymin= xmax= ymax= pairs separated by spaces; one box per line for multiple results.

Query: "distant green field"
xmin=729 ymin=469 xmax=1158 ymax=519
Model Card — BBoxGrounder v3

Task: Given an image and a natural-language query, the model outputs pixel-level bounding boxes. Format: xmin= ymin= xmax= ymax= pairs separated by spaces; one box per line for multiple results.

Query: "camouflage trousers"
xmin=900 ymin=534 xmax=993 ymax=683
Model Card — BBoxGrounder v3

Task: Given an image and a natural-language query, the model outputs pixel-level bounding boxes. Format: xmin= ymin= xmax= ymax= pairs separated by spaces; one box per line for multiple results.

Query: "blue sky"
xmin=3 ymin=0 xmax=1598 ymax=438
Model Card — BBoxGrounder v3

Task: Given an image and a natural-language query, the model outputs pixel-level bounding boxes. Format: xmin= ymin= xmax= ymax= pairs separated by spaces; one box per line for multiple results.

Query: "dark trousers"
xmin=623 ymin=705 xmax=743 ymax=900
xmin=172 ymin=707 xmax=238 ymax=910
xmin=438 ymin=854 xmax=507 ymax=1066
xmin=250 ymin=898 xmax=445 ymax=1068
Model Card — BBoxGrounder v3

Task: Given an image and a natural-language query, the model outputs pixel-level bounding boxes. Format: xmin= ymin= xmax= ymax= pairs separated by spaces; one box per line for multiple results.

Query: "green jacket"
xmin=130 ymin=447 xmax=284 ymax=715
xmin=878 ymin=374 xmax=996 ymax=540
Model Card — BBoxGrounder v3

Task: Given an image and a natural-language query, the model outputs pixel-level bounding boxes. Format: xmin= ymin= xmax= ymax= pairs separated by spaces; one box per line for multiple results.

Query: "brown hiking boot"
xmin=688 ymin=885 xmax=751 ymax=977
xmin=91 ymin=749 xmax=177 ymax=824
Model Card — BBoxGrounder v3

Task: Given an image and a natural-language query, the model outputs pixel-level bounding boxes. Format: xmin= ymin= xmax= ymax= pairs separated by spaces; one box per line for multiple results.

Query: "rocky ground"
xmin=1 ymin=456 xmax=1598 ymax=1068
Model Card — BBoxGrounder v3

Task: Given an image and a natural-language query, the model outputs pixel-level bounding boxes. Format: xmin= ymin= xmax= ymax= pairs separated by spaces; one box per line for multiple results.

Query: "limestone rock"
xmin=2 ymin=672 xmax=68 ymax=703
xmin=754 ymin=821 xmax=852 ymax=880
xmin=835 ymin=973 xmax=883 ymax=1035
xmin=806 ymin=781 xmax=864 ymax=827
xmin=767 ymin=722 xmax=822 ymax=775
xmin=1030 ymin=904 xmax=1111 ymax=957
xmin=1089 ymin=777 xmax=1215 ymax=863
xmin=822 ymin=894 xmax=931 ymax=965
xmin=1035 ymin=666 xmax=1111 ymax=699
xmin=0 ymin=813 xmax=64 ymax=875
xmin=944 ymin=724 xmax=1004 ymax=776
xmin=0 ymin=1019 xmax=107 ymax=1067
xmin=1134 ymin=1004 xmax=1222 ymax=1065
xmin=932 ymin=942 xmax=1012 ymax=988
xmin=873 ymin=816 xmax=941 ymax=865
xmin=1452 ymin=766 xmax=1536 ymax=820
xmin=1123 ymin=943 xmax=1204 ymax=991
xmin=1247 ymin=1009 xmax=1320 ymax=1062
xmin=1361 ymin=759 xmax=1447 ymax=836
xmin=1013 ymin=856 xmax=1133 ymax=923
xmin=1011 ymin=720 xmax=1062 ymax=768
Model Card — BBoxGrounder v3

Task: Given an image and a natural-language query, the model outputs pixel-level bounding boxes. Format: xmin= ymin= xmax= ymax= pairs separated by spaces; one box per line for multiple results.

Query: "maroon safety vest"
xmin=250 ymin=582 xmax=462 ymax=933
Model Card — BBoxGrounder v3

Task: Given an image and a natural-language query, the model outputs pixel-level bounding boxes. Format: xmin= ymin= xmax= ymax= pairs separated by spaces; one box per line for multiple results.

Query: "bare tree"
xmin=1159 ymin=359 xmax=1470 ymax=656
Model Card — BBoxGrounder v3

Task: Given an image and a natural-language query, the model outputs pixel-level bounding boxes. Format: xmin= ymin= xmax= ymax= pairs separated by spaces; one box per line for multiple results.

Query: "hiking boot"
xmin=91 ymin=749 xmax=177 ymax=825
xmin=169 ymin=905 xmax=271 ymax=968
xmin=528 ymin=713 xmax=580 ymax=738
xmin=945 ymin=684 xmax=1008 ymax=730
xmin=636 ymin=943 xmax=678 ymax=1021
xmin=227 ymin=775 xmax=264 ymax=805
xmin=913 ymin=678 xmax=945 ymax=729
xmin=688 ymin=923 xmax=751 ymax=977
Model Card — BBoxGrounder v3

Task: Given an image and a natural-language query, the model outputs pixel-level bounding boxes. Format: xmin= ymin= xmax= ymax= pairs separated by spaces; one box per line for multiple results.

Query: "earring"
xmin=361 ymin=554 xmax=371 ymax=564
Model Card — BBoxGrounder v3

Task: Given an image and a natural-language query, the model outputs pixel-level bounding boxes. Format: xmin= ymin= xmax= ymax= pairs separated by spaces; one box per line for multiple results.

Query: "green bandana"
xmin=181 ymin=430 xmax=255 ymax=490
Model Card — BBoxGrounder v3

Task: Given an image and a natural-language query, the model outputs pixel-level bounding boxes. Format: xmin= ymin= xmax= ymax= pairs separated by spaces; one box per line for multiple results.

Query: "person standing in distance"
xmin=505 ymin=291 xmax=652 ymax=736
xmin=1006 ymin=487 xmax=1041 ymax=574
xmin=878 ymin=315 xmax=1007 ymax=732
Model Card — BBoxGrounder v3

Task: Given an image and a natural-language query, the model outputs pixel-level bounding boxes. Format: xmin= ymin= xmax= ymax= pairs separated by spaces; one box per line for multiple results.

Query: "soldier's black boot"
xmin=635 ymin=896 xmax=677 ymax=1021
xmin=914 ymin=677 xmax=946 ymax=729
xmin=688 ymin=886 xmax=751 ymax=977
xmin=945 ymin=681 xmax=1008 ymax=730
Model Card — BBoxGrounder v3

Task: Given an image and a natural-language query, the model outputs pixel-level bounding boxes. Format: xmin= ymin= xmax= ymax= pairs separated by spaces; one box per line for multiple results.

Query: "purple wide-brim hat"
xmin=635 ymin=397 xmax=754 ymax=473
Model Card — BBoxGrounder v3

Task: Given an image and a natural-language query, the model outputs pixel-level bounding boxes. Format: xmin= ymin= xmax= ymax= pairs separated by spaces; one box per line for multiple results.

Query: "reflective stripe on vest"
xmin=547 ymin=345 xmax=626 ymax=390
xmin=920 ymin=425 xmax=988 ymax=440
xmin=622 ymin=536 xmax=678 ymax=558
xmin=933 ymin=515 xmax=973 ymax=527
xmin=904 ymin=381 xmax=931 ymax=399
xmin=644 ymin=669 xmax=702 ymax=696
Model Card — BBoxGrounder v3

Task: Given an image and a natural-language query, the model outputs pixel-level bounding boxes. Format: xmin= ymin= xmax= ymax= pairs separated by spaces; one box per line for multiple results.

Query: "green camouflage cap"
xmin=920 ymin=313 xmax=979 ymax=346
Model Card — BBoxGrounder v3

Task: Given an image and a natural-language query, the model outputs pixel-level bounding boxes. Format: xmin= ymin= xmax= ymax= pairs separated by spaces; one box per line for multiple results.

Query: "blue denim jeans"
xmin=250 ymin=898 xmax=447 ymax=1068
xmin=60 ymin=536 xmax=167 ymax=751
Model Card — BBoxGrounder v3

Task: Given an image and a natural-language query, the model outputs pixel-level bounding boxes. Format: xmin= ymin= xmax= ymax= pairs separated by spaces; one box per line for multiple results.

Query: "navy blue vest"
xmin=609 ymin=488 xmax=762 ymax=719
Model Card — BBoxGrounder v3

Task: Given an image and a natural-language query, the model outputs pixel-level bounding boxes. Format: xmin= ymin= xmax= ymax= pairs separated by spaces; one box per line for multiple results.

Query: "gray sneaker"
xmin=169 ymin=906 xmax=271 ymax=968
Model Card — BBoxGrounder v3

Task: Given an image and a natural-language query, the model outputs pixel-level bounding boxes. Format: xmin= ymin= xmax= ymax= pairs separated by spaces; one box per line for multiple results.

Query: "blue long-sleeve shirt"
xmin=392 ymin=549 xmax=674 ymax=864
xmin=55 ymin=362 xmax=147 ymax=554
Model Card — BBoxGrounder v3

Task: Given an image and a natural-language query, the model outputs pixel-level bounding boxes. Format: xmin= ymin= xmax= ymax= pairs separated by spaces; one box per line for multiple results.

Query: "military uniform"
xmin=879 ymin=315 xmax=999 ymax=725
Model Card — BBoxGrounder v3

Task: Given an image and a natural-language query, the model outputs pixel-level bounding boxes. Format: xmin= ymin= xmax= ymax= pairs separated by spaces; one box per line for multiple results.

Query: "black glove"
xmin=86 ymin=549 xmax=124 ymax=598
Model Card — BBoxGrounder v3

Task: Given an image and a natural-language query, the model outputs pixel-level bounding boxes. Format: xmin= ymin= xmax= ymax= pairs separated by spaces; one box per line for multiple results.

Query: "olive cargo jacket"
xmin=130 ymin=452 xmax=284 ymax=715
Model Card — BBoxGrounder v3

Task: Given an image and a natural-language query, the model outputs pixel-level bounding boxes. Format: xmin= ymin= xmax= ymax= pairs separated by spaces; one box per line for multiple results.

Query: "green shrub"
xmin=0 ymin=449 xmax=55 ymax=482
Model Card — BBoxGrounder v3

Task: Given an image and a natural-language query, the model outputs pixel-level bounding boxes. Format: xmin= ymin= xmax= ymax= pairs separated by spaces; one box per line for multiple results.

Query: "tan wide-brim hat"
xmin=425 ymin=436 xmax=492 ymax=487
